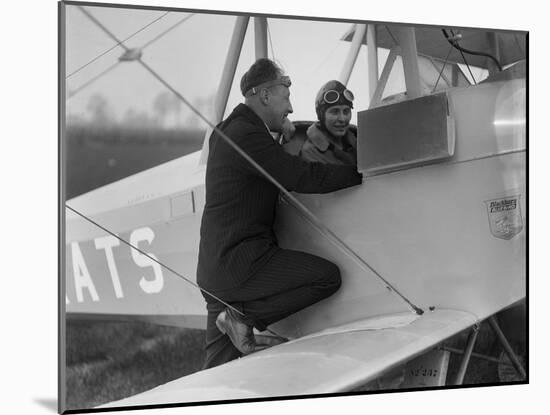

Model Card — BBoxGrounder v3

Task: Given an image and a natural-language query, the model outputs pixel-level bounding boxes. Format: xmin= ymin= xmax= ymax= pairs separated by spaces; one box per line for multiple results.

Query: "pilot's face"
xmin=266 ymin=85 xmax=293 ymax=133
xmin=324 ymin=105 xmax=352 ymax=138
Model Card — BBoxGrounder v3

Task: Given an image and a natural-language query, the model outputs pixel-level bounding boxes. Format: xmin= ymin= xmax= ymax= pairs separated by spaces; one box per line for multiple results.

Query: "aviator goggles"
xmin=322 ymin=88 xmax=354 ymax=105
xmin=245 ymin=76 xmax=292 ymax=97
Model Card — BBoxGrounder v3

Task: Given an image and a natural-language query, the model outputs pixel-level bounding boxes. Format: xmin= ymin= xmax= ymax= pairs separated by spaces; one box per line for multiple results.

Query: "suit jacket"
xmin=197 ymin=103 xmax=362 ymax=292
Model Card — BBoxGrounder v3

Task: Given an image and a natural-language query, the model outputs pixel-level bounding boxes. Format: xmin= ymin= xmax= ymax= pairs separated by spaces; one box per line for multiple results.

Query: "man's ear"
xmin=259 ymin=88 xmax=270 ymax=105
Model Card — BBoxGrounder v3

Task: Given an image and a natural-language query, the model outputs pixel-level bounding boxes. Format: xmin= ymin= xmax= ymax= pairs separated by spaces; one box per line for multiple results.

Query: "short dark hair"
xmin=240 ymin=58 xmax=284 ymax=96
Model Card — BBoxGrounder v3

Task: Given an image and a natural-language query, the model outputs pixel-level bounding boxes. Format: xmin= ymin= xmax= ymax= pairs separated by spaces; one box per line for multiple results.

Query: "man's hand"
xmin=281 ymin=117 xmax=296 ymax=143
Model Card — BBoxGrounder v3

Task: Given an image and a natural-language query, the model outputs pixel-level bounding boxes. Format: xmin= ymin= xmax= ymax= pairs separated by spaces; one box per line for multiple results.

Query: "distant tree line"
xmin=64 ymin=123 xmax=205 ymax=199
xmin=67 ymin=91 xmax=214 ymax=130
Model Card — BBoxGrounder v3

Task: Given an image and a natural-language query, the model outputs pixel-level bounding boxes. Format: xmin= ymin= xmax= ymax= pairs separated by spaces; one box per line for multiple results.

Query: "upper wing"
xmin=342 ymin=24 xmax=526 ymax=69
xmin=101 ymin=308 xmax=476 ymax=408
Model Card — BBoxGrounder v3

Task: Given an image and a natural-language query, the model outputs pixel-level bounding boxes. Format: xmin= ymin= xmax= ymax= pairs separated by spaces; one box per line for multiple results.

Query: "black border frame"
xmin=58 ymin=1 xmax=529 ymax=413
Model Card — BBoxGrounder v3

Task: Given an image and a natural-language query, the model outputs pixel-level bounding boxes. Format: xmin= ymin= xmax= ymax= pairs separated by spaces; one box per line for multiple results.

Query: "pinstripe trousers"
xmin=202 ymin=248 xmax=341 ymax=369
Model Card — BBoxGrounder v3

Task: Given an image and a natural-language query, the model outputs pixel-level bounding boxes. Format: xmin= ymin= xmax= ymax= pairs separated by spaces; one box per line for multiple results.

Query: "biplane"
xmin=60 ymin=1 xmax=527 ymax=410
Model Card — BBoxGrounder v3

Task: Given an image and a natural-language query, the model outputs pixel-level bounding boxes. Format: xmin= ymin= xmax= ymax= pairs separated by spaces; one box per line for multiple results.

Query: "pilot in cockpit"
xmin=282 ymin=80 xmax=357 ymax=166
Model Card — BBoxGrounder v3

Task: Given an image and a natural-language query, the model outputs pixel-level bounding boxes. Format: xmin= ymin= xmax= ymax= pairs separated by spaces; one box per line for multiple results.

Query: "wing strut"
xmin=339 ymin=23 xmax=366 ymax=85
xmin=367 ymin=23 xmax=379 ymax=101
xmin=444 ymin=315 xmax=526 ymax=384
xmin=199 ymin=16 xmax=249 ymax=164
xmin=254 ymin=17 xmax=268 ymax=60
xmin=369 ymin=46 xmax=399 ymax=108
xmin=395 ymin=26 xmax=422 ymax=99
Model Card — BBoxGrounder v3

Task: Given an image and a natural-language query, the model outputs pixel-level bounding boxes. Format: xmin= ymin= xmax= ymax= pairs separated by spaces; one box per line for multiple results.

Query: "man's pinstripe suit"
xmin=197 ymin=103 xmax=362 ymax=368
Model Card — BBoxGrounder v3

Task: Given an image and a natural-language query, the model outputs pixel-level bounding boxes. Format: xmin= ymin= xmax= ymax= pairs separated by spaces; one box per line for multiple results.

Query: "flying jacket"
xmin=300 ymin=122 xmax=357 ymax=166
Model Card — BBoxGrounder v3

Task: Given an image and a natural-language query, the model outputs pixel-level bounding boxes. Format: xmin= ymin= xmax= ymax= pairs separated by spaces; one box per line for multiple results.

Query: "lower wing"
xmin=101 ymin=308 xmax=476 ymax=408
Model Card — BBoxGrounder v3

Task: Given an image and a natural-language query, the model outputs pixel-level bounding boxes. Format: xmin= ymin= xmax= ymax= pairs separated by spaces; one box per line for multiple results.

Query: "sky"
xmin=64 ymin=5 xmax=436 ymax=129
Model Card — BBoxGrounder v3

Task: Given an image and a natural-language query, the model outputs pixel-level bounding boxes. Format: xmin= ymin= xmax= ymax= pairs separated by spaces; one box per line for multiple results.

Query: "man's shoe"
xmin=216 ymin=308 xmax=256 ymax=355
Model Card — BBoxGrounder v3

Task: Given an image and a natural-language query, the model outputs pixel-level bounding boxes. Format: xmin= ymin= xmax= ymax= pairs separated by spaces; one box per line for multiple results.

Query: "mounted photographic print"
xmin=59 ymin=0 xmax=527 ymax=412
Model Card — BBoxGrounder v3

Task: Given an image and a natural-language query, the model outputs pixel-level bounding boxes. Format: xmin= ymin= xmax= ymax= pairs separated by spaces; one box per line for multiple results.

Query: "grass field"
xmin=65 ymin=320 xmax=205 ymax=410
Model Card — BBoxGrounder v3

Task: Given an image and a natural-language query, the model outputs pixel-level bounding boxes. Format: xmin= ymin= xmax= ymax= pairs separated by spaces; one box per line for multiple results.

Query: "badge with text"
xmin=485 ymin=195 xmax=523 ymax=240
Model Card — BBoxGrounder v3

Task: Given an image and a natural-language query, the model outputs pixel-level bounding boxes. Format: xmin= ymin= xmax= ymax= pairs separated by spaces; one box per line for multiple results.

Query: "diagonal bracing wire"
xmin=304 ymin=40 xmax=340 ymax=80
xmin=74 ymin=8 xmax=425 ymax=316
xmin=66 ymin=7 xmax=170 ymax=79
xmin=384 ymin=25 xmax=399 ymax=46
xmin=456 ymin=47 xmax=477 ymax=85
xmin=65 ymin=205 xmax=220 ymax=303
xmin=65 ymin=204 xmax=288 ymax=341
xmin=67 ymin=12 xmax=195 ymax=100
xmin=141 ymin=13 xmax=195 ymax=50
xmin=445 ymin=29 xmax=477 ymax=84
xmin=431 ymin=44 xmax=454 ymax=93
xmin=68 ymin=61 xmax=120 ymax=98
xmin=267 ymin=20 xmax=275 ymax=61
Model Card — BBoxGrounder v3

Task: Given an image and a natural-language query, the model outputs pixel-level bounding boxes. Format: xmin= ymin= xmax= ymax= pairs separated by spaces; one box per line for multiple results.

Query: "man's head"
xmin=241 ymin=58 xmax=293 ymax=133
xmin=315 ymin=80 xmax=354 ymax=138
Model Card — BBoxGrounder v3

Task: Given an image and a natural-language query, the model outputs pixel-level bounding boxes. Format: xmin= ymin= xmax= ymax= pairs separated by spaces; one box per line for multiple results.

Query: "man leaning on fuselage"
xmin=196 ymin=58 xmax=362 ymax=369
